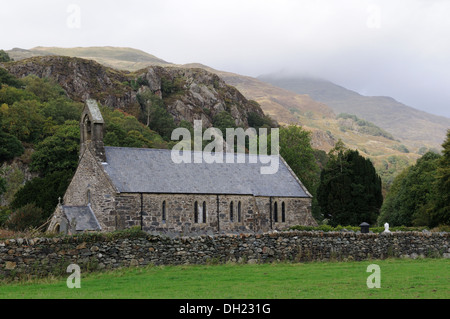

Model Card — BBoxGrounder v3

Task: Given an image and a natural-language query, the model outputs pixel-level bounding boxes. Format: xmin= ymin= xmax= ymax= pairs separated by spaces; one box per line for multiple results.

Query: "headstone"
xmin=383 ymin=222 xmax=391 ymax=233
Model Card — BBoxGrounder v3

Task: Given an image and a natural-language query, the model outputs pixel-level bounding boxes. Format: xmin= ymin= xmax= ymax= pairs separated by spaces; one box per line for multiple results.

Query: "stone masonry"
xmin=0 ymin=230 xmax=448 ymax=279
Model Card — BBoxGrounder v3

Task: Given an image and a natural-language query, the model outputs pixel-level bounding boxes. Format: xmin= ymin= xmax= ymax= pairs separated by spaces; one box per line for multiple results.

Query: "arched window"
xmin=238 ymin=201 xmax=241 ymax=223
xmin=86 ymin=190 xmax=91 ymax=205
xmin=162 ymin=200 xmax=166 ymax=222
xmin=84 ymin=115 xmax=92 ymax=141
xmin=274 ymin=201 xmax=278 ymax=222
xmin=230 ymin=201 xmax=234 ymax=222
xmin=281 ymin=202 xmax=286 ymax=223
xmin=202 ymin=201 xmax=207 ymax=224
xmin=194 ymin=201 xmax=198 ymax=223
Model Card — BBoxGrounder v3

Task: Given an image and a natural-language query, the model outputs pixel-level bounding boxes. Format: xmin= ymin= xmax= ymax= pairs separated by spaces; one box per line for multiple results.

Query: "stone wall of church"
xmin=60 ymin=148 xmax=117 ymax=232
xmin=56 ymin=147 xmax=314 ymax=235
xmin=112 ymin=193 xmax=314 ymax=234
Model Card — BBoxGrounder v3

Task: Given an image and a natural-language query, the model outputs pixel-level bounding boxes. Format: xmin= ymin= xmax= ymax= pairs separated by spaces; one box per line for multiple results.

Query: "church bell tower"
xmin=80 ymin=99 xmax=106 ymax=162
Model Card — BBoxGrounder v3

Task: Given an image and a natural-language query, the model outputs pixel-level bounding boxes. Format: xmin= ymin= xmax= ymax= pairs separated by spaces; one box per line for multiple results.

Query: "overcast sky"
xmin=1 ymin=0 xmax=449 ymax=117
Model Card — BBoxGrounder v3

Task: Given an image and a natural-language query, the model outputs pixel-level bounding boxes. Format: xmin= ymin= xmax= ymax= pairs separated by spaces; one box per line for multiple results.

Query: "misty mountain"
xmin=257 ymin=74 xmax=450 ymax=149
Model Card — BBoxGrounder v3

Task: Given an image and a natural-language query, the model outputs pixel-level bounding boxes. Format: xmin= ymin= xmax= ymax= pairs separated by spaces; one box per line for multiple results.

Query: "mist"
xmin=1 ymin=0 xmax=449 ymax=117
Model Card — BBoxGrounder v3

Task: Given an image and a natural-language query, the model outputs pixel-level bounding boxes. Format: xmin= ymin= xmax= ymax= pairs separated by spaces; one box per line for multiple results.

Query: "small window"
xmin=274 ymin=201 xmax=278 ymax=223
xmin=281 ymin=202 xmax=286 ymax=223
xmin=194 ymin=201 xmax=199 ymax=223
xmin=87 ymin=190 xmax=91 ymax=205
xmin=202 ymin=201 xmax=207 ymax=224
xmin=230 ymin=201 xmax=234 ymax=222
xmin=162 ymin=200 xmax=166 ymax=222
xmin=238 ymin=201 xmax=241 ymax=223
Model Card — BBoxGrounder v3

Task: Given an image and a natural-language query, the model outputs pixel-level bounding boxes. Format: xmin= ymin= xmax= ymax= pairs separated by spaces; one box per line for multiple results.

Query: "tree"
xmin=29 ymin=120 xmax=80 ymax=176
xmin=279 ymin=125 xmax=321 ymax=221
xmin=5 ymin=203 xmax=46 ymax=231
xmin=21 ymin=75 xmax=66 ymax=102
xmin=0 ymin=175 xmax=6 ymax=197
xmin=247 ymin=110 xmax=274 ymax=130
xmin=279 ymin=126 xmax=320 ymax=194
xmin=213 ymin=111 xmax=237 ymax=137
xmin=0 ymin=99 xmax=47 ymax=143
xmin=378 ymin=152 xmax=443 ymax=227
xmin=136 ymin=91 xmax=176 ymax=141
xmin=430 ymin=130 xmax=450 ymax=226
xmin=0 ymin=130 xmax=24 ymax=162
xmin=0 ymin=50 xmax=13 ymax=62
xmin=11 ymin=170 xmax=74 ymax=221
xmin=0 ymin=112 xmax=24 ymax=162
xmin=0 ymin=68 xmax=22 ymax=88
xmin=317 ymin=141 xmax=383 ymax=226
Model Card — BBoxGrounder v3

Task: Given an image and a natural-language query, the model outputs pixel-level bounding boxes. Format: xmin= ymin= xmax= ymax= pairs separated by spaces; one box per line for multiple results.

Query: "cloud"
xmin=1 ymin=0 xmax=449 ymax=117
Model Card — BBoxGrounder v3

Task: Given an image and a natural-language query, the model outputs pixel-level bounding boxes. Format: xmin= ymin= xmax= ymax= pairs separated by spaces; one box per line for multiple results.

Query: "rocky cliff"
xmin=2 ymin=56 xmax=271 ymax=129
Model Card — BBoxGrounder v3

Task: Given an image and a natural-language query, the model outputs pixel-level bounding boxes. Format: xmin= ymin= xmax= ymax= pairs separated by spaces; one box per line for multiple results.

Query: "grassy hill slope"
xmin=5 ymin=46 xmax=437 ymax=188
xmin=257 ymin=75 xmax=450 ymax=150
xmin=7 ymin=46 xmax=172 ymax=71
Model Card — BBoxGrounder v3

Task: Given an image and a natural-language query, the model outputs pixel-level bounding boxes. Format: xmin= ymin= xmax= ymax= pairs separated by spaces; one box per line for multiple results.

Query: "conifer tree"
xmin=317 ymin=140 xmax=383 ymax=226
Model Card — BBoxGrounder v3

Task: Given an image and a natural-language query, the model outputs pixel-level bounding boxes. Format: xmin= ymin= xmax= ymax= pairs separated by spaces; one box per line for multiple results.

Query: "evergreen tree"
xmin=317 ymin=141 xmax=383 ymax=226
xmin=11 ymin=170 xmax=74 ymax=222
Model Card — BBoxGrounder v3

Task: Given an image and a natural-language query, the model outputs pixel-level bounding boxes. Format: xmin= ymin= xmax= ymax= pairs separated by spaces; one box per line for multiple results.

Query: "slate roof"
xmin=101 ymin=147 xmax=311 ymax=198
xmin=62 ymin=205 xmax=102 ymax=231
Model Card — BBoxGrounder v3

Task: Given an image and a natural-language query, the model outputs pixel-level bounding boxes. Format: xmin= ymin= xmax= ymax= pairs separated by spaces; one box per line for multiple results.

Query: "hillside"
xmin=181 ymin=64 xmax=422 ymax=186
xmin=1 ymin=56 xmax=268 ymax=131
xmin=182 ymin=63 xmax=335 ymax=124
xmin=4 ymin=46 xmax=438 ymax=188
xmin=7 ymin=46 xmax=172 ymax=71
xmin=257 ymin=75 xmax=450 ymax=151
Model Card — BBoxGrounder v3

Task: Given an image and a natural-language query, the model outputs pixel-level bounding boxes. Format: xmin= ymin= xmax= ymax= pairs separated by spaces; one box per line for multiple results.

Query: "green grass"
xmin=0 ymin=259 xmax=448 ymax=299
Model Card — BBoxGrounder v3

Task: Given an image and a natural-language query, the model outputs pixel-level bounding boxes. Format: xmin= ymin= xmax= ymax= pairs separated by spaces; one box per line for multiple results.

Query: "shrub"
xmin=289 ymin=224 xmax=430 ymax=233
xmin=0 ymin=207 xmax=11 ymax=226
xmin=5 ymin=203 xmax=46 ymax=231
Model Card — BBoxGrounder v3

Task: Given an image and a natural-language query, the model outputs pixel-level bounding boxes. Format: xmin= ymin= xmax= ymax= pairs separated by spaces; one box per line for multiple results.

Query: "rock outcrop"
xmin=2 ymin=56 xmax=272 ymax=129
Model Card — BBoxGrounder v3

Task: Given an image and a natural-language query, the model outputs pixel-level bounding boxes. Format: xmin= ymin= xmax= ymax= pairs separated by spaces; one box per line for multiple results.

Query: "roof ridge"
xmin=105 ymin=146 xmax=280 ymax=158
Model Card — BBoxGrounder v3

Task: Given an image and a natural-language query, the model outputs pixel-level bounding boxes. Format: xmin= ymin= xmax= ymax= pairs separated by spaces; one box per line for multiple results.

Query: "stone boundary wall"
xmin=0 ymin=231 xmax=448 ymax=279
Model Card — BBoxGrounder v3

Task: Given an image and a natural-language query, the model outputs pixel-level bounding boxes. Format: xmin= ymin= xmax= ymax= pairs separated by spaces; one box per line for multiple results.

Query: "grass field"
xmin=0 ymin=258 xmax=448 ymax=299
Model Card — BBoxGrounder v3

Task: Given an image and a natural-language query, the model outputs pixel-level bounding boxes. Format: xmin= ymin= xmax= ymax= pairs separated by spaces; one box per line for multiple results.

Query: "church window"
xmin=238 ymin=201 xmax=241 ymax=222
xmin=84 ymin=115 xmax=92 ymax=141
xmin=230 ymin=201 xmax=234 ymax=222
xmin=162 ymin=200 xmax=166 ymax=222
xmin=202 ymin=201 xmax=207 ymax=223
xmin=194 ymin=201 xmax=199 ymax=223
xmin=281 ymin=202 xmax=286 ymax=222
xmin=274 ymin=201 xmax=278 ymax=222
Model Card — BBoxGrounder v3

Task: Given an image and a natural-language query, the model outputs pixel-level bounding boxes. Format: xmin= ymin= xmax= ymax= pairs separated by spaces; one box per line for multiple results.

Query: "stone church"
xmin=48 ymin=100 xmax=317 ymax=235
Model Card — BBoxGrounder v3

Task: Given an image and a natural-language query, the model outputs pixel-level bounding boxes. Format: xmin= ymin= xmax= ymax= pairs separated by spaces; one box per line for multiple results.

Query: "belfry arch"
xmin=80 ymin=99 xmax=106 ymax=161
